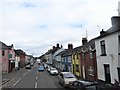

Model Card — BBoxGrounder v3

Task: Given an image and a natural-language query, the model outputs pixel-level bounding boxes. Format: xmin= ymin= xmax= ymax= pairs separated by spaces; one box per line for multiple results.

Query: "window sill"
xmin=89 ymin=74 xmax=94 ymax=76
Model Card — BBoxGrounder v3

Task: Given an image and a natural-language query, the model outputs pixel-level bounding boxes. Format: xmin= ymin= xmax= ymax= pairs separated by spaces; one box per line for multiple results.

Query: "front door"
xmin=104 ymin=64 xmax=111 ymax=83
xmin=117 ymin=68 xmax=120 ymax=82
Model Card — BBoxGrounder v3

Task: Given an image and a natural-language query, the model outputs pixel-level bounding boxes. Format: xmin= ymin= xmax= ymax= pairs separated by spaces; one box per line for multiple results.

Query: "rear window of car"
xmin=64 ymin=73 xmax=75 ymax=78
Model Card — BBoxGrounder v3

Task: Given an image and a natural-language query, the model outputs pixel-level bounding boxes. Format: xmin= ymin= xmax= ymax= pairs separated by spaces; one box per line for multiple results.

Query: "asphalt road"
xmin=11 ymin=63 xmax=65 ymax=89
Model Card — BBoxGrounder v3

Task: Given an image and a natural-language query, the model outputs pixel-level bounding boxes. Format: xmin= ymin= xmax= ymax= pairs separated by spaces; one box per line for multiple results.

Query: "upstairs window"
xmin=2 ymin=50 xmax=5 ymax=56
xmin=82 ymin=53 xmax=85 ymax=60
xmin=90 ymin=52 xmax=93 ymax=59
xmin=100 ymin=40 xmax=106 ymax=56
xmin=77 ymin=53 xmax=79 ymax=59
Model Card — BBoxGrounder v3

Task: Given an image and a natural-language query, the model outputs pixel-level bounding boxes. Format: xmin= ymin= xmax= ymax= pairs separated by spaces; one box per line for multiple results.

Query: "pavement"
xmin=0 ymin=67 xmax=26 ymax=88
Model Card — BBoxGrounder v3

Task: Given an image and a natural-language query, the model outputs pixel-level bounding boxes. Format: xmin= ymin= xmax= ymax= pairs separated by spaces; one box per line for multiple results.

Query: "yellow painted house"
xmin=72 ymin=46 xmax=82 ymax=77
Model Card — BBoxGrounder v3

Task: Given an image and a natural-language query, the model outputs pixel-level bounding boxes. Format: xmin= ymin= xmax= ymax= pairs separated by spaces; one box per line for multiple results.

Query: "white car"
xmin=58 ymin=72 xmax=77 ymax=87
xmin=47 ymin=66 xmax=52 ymax=72
xmin=49 ymin=68 xmax=58 ymax=75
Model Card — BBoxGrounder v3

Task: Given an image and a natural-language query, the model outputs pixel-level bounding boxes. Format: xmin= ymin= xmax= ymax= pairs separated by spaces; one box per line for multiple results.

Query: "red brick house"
xmin=15 ymin=49 xmax=26 ymax=68
xmin=80 ymin=38 xmax=98 ymax=81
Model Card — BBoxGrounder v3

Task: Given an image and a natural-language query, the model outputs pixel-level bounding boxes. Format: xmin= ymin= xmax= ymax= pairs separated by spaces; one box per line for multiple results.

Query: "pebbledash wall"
xmin=95 ymin=31 xmax=120 ymax=84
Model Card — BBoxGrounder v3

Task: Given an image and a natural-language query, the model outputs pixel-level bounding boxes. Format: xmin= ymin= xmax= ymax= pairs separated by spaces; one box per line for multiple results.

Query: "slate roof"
xmin=55 ymin=49 xmax=67 ymax=56
xmin=96 ymin=16 xmax=120 ymax=39
xmin=61 ymin=49 xmax=73 ymax=57
xmin=15 ymin=49 xmax=26 ymax=55
xmin=81 ymin=38 xmax=96 ymax=52
xmin=0 ymin=41 xmax=13 ymax=50
xmin=72 ymin=46 xmax=82 ymax=54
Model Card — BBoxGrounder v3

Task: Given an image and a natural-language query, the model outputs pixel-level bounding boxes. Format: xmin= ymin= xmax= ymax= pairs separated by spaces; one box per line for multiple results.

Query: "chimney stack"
xmin=100 ymin=29 xmax=106 ymax=36
xmin=68 ymin=44 xmax=73 ymax=50
xmin=111 ymin=16 xmax=120 ymax=26
xmin=56 ymin=43 xmax=59 ymax=48
xmin=53 ymin=46 xmax=55 ymax=49
xmin=82 ymin=38 xmax=87 ymax=45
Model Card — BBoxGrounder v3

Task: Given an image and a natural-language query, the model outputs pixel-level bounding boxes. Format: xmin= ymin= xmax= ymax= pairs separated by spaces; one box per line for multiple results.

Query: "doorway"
xmin=104 ymin=64 xmax=111 ymax=83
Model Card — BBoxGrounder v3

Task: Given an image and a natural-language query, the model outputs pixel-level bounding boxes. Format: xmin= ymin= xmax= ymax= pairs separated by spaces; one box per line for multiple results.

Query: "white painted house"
xmin=46 ymin=44 xmax=61 ymax=65
xmin=53 ymin=48 xmax=64 ymax=69
xmin=95 ymin=16 xmax=120 ymax=84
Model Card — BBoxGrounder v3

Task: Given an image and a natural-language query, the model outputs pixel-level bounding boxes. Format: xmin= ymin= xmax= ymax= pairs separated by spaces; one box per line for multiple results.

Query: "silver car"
xmin=58 ymin=72 xmax=77 ymax=87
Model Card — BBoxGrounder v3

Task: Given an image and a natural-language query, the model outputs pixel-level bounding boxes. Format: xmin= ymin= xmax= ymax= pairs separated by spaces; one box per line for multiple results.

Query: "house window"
xmin=88 ymin=66 xmax=94 ymax=76
xmin=82 ymin=53 xmax=85 ymax=60
xmin=100 ymin=40 xmax=106 ymax=56
xmin=2 ymin=50 xmax=5 ymax=56
xmin=73 ymin=54 xmax=75 ymax=59
xmin=76 ymin=65 xmax=79 ymax=72
xmin=9 ymin=54 xmax=12 ymax=58
xmin=90 ymin=52 xmax=93 ymax=59
xmin=77 ymin=53 xmax=79 ymax=59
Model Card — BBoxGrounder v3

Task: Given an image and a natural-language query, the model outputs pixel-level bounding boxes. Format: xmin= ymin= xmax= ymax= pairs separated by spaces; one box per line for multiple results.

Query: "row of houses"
xmin=41 ymin=15 xmax=120 ymax=84
xmin=0 ymin=42 xmax=35 ymax=73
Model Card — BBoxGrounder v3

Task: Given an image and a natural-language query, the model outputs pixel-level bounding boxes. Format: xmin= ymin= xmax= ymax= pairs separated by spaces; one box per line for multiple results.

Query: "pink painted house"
xmin=0 ymin=41 xmax=15 ymax=73
xmin=0 ymin=41 xmax=9 ymax=73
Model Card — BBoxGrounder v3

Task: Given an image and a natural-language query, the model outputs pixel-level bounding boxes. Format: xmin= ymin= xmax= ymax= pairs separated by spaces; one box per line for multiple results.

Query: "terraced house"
xmin=95 ymin=16 xmax=120 ymax=84
xmin=61 ymin=44 xmax=73 ymax=72
xmin=0 ymin=41 xmax=15 ymax=73
xmin=72 ymin=46 xmax=82 ymax=78
xmin=80 ymin=38 xmax=97 ymax=81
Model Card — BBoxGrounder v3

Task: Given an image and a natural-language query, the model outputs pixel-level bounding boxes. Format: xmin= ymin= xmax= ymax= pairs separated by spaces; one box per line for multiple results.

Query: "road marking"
xmin=12 ymin=78 xmax=21 ymax=88
xmin=35 ymin=82 xmax=37 ymax=88
xmin=36 ymin=76 xmax=38 ymax=80
xmin=22 ymin=72 xmax=27 ymax=77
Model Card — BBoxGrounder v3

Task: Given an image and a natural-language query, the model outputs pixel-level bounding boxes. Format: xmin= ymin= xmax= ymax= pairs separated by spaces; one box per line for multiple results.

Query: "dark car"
xmin=26 ymin=64 xmax=31 ymax=69
xmin=68 ymin=80 xmax=99 ymax=90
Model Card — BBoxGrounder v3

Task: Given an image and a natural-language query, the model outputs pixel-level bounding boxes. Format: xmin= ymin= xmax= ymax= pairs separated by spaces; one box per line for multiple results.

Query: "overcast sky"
xmin=0 ymin=0 xmax=119 ymax=56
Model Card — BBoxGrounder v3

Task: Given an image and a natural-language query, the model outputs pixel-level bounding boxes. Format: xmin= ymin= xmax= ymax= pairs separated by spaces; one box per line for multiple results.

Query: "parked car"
xmin=44 ymin=63 xmax=48 ymax=69
xmin=26 ymin=64 xmax=31 ymax=69
xmin=38 ymin=66 xmax=44 ymax=71
xmin=30 ymin=62 xmax=34 ymax=66
xmin=47 ymin=66 xmax=52 ymax=72
xmin=58 ymin=72 xmax=77 ymax=87
xmin=68 ymin=80 xmax=99 ymax=90
xmin=49 ymin=68 xmax=58 ymax=75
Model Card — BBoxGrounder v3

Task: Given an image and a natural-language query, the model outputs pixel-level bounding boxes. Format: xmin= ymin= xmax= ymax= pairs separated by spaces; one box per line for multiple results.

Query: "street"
xmin=2 ymin=63 xmax=65 ymax=89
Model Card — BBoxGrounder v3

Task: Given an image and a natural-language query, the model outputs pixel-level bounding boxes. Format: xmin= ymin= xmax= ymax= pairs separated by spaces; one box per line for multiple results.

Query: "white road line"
xmin=12 ymin=78 xmax=21 ymax=88
xmin=35 ymin=82 xmax=37 ymax=88
xmin=22 ymin=72 xmax=27 ymax=77
xmin=36 ymin=76 xmax=38 ymax=80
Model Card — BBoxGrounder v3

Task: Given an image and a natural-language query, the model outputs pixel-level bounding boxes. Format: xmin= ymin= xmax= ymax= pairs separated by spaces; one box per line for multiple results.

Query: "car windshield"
xmin=51 ymin=68 xmax=56 ymax=70
xmin=85 ymin=85 xmax=96 ymax=90
xmin=64 ymin=73 xmax=75 ymax=78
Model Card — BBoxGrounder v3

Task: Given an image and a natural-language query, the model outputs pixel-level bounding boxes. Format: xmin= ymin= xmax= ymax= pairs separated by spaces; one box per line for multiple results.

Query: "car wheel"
xmin=63 ymin=83 xmax=66 ymax=88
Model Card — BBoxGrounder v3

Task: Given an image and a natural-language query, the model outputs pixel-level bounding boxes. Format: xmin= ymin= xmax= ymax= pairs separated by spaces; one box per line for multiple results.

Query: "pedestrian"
xmin=113 ymin=79 xmax=120 ymax=90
